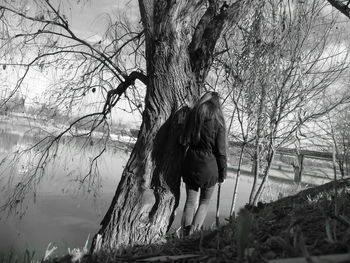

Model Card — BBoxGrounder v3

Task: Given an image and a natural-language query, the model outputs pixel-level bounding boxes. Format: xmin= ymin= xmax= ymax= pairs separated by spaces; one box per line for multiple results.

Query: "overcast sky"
xmin=65 ymin=0 xmax=139 ymax=42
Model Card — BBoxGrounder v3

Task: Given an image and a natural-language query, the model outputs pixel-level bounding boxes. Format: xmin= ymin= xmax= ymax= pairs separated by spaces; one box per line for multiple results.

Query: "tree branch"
xmin=327 ymin=0 xmax=350 ymax=18
xmin=188 ymin=0 xmax=249 ymax=85
xmin=0 ymin=2 xmax=125 ymax=82
xmin=102 ymin=71 xmax=148 ymax=115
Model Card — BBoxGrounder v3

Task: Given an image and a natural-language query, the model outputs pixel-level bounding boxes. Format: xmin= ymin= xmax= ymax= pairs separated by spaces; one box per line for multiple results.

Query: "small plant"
xmin=68 ymin=234 xmax=90 ymax=262
xmin=234 ymin=208 xmax=254 ymax=263
xmin=43 ymin=243 xmax=57 ymax=261
xmin=306 ymin=192 xmax=330 ymax=204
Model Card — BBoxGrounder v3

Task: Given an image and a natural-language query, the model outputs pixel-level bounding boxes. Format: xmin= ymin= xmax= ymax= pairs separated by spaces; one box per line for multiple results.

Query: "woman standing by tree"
xmin=180 ymin=91 xmax=227 ymax=236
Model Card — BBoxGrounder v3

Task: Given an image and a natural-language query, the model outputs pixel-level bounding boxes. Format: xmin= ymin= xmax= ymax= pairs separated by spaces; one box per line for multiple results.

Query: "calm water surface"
xmin=0 ymin=121 xmax=252 ymax=260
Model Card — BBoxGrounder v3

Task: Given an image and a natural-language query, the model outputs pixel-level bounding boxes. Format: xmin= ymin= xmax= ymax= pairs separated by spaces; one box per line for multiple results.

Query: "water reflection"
xmin=0 ymin=124 xmax=129 ymax=259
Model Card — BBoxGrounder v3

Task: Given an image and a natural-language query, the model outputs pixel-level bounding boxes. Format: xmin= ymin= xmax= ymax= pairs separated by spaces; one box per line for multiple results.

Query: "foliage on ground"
xmin=46 ymin=179 xmax=350 ymax=263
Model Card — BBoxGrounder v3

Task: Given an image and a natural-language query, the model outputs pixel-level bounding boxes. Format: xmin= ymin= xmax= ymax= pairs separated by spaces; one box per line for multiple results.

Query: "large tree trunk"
xmin=91 ymin=0 xmax=247 ymax=252
xmin=91 ymin=6 xmax=195 ymax=252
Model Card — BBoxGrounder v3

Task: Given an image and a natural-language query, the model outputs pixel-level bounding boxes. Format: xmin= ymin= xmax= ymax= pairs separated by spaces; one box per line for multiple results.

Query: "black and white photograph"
xmin=0 ymin=0 xmax=350 ymax=262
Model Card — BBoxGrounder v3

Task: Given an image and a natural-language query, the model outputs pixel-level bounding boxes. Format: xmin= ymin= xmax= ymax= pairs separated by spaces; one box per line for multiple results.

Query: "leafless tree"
xmin=215 ymin=0 xmax=350 ymax=206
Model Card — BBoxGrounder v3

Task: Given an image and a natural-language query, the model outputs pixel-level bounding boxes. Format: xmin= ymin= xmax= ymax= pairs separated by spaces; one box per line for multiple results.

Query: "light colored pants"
xmin=182 ymin=184 xmax=215 ymax=232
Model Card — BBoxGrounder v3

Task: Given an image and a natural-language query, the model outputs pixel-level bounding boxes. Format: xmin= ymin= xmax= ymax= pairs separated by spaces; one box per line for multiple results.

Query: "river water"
xmin=0 ymin=120 xmax=253 ymax=260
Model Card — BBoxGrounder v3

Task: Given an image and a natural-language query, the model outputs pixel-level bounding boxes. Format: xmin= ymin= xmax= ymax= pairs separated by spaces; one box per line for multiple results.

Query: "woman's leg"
xmin=182 ymin=185 xmax=199 ymax=234
xmin=191 ymin=185 xmax=215 ymax=231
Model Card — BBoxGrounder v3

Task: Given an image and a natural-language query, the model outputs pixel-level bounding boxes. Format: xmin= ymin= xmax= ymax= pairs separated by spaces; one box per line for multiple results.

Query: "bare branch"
xmin=327 ymin=0 xmax=350 ymax=18
xmin=102 ymin=71 xmax=148 ymax=115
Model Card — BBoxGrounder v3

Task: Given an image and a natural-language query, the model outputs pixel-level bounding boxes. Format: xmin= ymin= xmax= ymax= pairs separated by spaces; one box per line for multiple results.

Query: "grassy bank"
xmin=36 ymin=178 xmax=350 ymax=263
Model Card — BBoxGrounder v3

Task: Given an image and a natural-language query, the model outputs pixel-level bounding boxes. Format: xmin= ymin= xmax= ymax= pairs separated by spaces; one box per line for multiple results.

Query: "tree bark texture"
xmin=252 ymin=149 xmax=275 ymax=205
xmin=229 ymin=143 xmax=245 ymax=217
xmin=91 ymin=0 xmax=248 ymax=252
xmin=249 ymin=83 xmax=266 ymax=205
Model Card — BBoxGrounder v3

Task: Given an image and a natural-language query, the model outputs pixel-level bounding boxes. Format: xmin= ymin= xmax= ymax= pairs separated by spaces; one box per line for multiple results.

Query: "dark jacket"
xmin=183 ymin=118 xmax=227 ymax=189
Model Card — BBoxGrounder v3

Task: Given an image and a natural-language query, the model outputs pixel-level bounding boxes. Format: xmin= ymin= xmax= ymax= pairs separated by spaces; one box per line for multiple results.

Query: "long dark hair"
xmin=180 ymin=91 xmax=224 ymax=146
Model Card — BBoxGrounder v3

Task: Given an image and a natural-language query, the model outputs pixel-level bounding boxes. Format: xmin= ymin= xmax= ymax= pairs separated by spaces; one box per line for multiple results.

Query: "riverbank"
xmin=0 ymin=113 xmax=137 ymax=152
xmin=1 ymin=114 xmax=336 ymax=187
xmin=43 ymin=178 xmax=350 ymax=263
